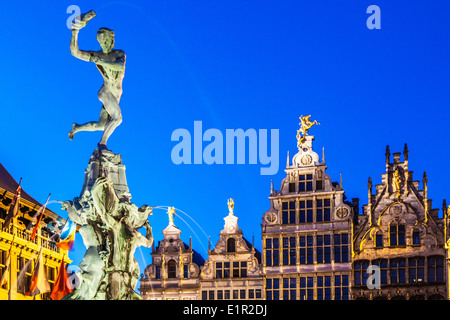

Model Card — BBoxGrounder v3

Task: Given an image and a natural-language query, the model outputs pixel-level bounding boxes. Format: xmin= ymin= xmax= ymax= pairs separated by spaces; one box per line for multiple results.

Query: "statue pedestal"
xmin=62 ymin=148 xmax=153 ymax=300
xmin=80 ymin=149 xmax=131 ymax=201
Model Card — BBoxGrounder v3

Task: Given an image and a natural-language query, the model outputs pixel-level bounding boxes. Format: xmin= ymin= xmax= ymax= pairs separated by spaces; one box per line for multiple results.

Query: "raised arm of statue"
xmin=70 ymin=10 xmax=96 ymax=62
xmin=132 ymin=221 xmax=153 ymax=248
xmin=61 ymin=200 xmax=87 ymax=225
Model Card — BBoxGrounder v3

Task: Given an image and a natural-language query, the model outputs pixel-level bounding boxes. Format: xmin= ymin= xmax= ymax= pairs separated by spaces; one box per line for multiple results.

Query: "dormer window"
xmin=167 ymin=260 xmax=177 ymax=278
xmin=299 ymin=174 xmax=313 ymax=192
xmin=227 ymin=238 xmax=236 ymax=253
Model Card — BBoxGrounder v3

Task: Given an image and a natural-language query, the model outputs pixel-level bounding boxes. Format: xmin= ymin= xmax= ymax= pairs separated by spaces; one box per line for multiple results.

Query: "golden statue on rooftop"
xmin=297 ymin=115 xmax=320 ymax=148
xmin=168 ymin=207 xmax=176 ymax=226
xmin=227 ymin=198 xmax=234 ymax=215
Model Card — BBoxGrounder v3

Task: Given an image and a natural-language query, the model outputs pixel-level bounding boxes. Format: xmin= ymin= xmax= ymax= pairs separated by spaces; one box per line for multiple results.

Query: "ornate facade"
xmin=261 ymin=132 xmax=355 ymax=300
xmin=352 ymin=145 xmax=446 ymax=300
xmin=140 ymin=215 xmax=204 ymax=300
xmin=139 ymin=117 xmax=450 ymax=301
xmin=200 ymin=200 xmax=263 ymax=300
xmin=0 ymin=163 xmax=70 ymax=300
xmin=140 ymin=202 xmax=263 ymax=300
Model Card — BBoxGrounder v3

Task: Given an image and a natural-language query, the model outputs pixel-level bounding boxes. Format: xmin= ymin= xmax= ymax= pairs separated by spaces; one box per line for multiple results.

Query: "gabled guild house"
xmin=261 ymin=118 xmax=356 ymax=300
xmin=352 ymin=145 xmax=447 ymax=300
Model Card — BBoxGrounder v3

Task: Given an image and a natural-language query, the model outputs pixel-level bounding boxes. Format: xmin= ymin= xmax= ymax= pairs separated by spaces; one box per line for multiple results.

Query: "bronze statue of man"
xmin=68 ymin=11 xmax=125 ymax=151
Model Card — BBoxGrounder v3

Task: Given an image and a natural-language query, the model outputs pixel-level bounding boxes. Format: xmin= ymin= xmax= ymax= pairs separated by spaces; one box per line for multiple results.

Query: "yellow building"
xmin=0 ymin=163 xmax=71 ymax=300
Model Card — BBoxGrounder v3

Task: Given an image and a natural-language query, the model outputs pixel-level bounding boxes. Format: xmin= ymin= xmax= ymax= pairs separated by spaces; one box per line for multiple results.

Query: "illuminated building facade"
xmin=0 ymin=163 xmax=70 ymax=300
xmin=199 ymin=201 xmax=263 ymax=300
xmin=139 ymin=119 xmax=450 ymax=301
xmin=140 ymin=217 xmax=204 ymax=300
xmin=352 ymin=145 xmax=447 ymax=300
xmin=261 ymin=134 xmax=356 ymax=300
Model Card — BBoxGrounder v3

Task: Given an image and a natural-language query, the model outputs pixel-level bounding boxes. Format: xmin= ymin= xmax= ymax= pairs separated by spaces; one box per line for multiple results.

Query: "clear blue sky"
xmin=1 ymin=0 xmax=449 ymax=289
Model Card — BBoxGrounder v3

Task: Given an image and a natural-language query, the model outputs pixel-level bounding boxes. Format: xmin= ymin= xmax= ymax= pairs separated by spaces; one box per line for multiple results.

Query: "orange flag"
xmin=25 ymin=250 xmax=50 ymax=296
xmin=50 ymin=256 xmax=73 ymax=300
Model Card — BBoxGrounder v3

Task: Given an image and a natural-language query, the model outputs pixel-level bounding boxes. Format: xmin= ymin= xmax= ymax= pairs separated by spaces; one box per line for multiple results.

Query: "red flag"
xmin=25 ymin=250 xmax=50 ymax=296
xmin=30 ymin=194 xmax=51 ymax=241
xmin=3 ymin=178 xmax=22 ymax=229
xmin=50 ymin=256 xmax=73 ymax=300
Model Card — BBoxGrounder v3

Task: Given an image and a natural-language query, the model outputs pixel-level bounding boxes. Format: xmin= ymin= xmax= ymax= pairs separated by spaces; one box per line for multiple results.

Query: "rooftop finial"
xmin=385 ymin=145 xmax=390 ymax=164
xmin=227 ymin=198 xmax=234 ymax=215
xmin=167 ymin=207 xmax=175 ymax=226
xmin=296 ymin=115 xmax=320 ymax=150
xmin=286 ymin=150 xmax=290 ymax=168
xmin=403 ymin=143 xmax=409 ymax=161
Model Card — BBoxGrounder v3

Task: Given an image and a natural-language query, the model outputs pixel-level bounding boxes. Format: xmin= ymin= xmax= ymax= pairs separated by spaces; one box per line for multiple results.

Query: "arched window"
xmin=227 ymin=238 xmax=236 ymax=253
xmin=428 ymin=256 xmax=444 ymax=282
xmin=389 ymin=221 xmax=405 ymax=246
xmin=167 ymin=259 xmax=177 ymax=278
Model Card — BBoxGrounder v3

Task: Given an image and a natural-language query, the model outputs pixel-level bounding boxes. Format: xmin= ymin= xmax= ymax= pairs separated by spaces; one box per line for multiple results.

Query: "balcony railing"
xmin=0 ymin=219 xmax=61 ymax=254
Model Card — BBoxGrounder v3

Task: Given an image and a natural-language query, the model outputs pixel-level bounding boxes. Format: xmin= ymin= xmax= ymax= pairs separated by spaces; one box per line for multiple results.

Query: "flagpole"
xmin=7 ymin=235 xmax=15 ymax=300
xmin=8 ymin=178 xmax=21 ymax=300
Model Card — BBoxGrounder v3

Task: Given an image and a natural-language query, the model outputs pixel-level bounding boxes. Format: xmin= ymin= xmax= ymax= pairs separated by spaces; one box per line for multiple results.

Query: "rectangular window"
xmin=409 ymin=257 xmax=425 ymax=283
xmin=266 ymin=278 xmax=280 ymax=300
xmin=307 ymin=200 xmax=313 ymax=223
xmin=412 ymin=231 xmax=420 ymax=245
xmin=323 ymin=199 xmax=331 ymax=221
xmin=334 ymin=233 xmax=349 ymax=263
xmin=316 ymin=235 xmax=331 ymax=264
xmin=307 ymin=236 xmax=314 ymax=264
xmin=215 ymin=262 xmax=231 ymax=278
xmin=316 ymin=199 xmax=331 ymax=222
xmin=390 ymin=224 xmax=406 ymax=247
xmin=265 ymin=238 xmax=279 ymax=266
xmin=316 ymin=276 xmax=331 ymax=300
xmin=391 ymin=259 xmax=406 ymax=284
xmin=232 ymin=261 xmax=247 ymax=278
xmin=334 ymin=275 xmax=349 ymax=300
xmin=283 ymin=278 xmax=297 ymax=300
xmin=299 ymin=174 xmax=313 ymax=192
xmin=282 ymin=201 xmax=296 ymax=224
xmin=316 ymin=180 xmax=323 ymax=191
xmin=282 ymin=237 xmax=296 ymax=266
xmin=376 ymin=233 xmax=383 ymax=248
xmin=289 ymin=182 xmax=296 ymax=193
xmin=299 ymin=277 xmax=314 ymax=300
xmin=183 ymin=265 xmax=189 ymax=278
xmin=299 ymin=201 xmax=306 ymax=223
